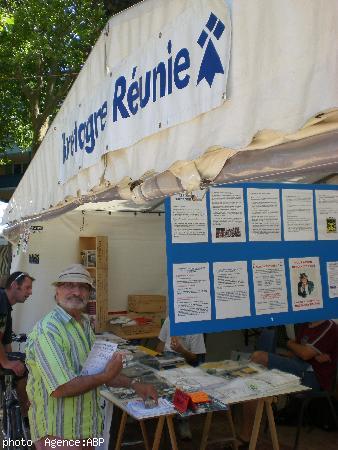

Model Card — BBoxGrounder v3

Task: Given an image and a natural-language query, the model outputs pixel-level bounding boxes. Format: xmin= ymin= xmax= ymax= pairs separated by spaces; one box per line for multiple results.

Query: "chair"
xmin=256 ymin=328 xmax=277 ymax=353
xmin=293 ymin=364 xmax=338 ymax=450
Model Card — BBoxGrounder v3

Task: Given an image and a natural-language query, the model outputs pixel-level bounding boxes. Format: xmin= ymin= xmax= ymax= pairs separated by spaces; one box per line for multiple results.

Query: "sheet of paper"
xmin=247 ymin=188 xmax=281 ymax=241
xmin=81 ymin=340 xmax=118 ymax=376
xmin=213 ymin=261 xmax=251 ymax=319
xmin=252 ymin=259 xmax=288 ymax=314
xmin=210 ymin=187 xmax=246 ymax=243
xmin=282 ymin=189 xmax=315 ymax=241
xmin=170 ymin=191 xmax=208 ymax=243
xmin=315 ymin=190 xmax=338 ymax=240
xmin=289 ymin=257 xmax=323 ymax=310
xmin=327 ymin=261 xmax=338 ymax=299
xmin=173 ymin=262 xmax=211 ymax=322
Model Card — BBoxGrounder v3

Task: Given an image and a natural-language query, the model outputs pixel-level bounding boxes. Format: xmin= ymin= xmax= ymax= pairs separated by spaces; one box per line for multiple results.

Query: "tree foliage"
xmin=0 ymin=0 xmax=140 ymax=156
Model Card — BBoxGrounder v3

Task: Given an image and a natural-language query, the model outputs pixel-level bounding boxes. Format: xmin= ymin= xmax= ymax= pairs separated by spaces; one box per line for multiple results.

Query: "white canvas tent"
xmin=3 ymin=0 xmax=338 ymax=234
xmin=3 ymin=0 xmax=338 ymax=335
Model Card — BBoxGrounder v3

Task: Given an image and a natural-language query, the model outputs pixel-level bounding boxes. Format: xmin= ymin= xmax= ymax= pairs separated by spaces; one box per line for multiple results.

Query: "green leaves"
xmin=0 ymin=0 xmax=108 ymax=155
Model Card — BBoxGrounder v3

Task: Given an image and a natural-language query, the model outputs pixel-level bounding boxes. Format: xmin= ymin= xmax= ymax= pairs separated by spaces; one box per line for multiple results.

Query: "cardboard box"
xmin=128 ymin=295 xmax=166 ymax=313
xmin=107 ymin=322 xmax=161 ymax=340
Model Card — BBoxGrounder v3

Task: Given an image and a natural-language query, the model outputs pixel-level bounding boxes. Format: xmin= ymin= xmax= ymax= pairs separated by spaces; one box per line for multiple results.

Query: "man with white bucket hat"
xmin=26 ymin=264 xmax=157 ymax=450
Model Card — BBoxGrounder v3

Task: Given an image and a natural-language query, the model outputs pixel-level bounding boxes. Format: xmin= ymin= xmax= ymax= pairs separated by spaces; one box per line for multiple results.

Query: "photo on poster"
xmin=252 ymin=259 xmax=288 ymax=315
xmin=170 ymin=191 xmax=208 ymax=243
xmin=173 ymin=262 xmax=211 ymax=323
xmin=282 ymin=189 xmax=315 ymax=241
xmin=210 ymin=188 xmax=246 ymax=243
xmin=315 ymin=190 xmax=338 ymax=240
xmin=289 ymin=257 xmax=323 ymax=310
xmin=213 ymin=261 xmax=251 ymax=319
xmin=327 ymin=261 xmax=338 ymax=299
xmin=247 ymin=188 xmax=281 ymax=241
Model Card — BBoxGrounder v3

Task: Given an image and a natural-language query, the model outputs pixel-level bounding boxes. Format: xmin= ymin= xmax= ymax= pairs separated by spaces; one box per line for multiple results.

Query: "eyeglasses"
xmin=58 ymin=282 xmax=90 ymax=291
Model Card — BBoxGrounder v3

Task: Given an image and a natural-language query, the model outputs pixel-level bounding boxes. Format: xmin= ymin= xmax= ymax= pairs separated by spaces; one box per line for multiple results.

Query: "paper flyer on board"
xmin=247 ymin=188 xmax=281 ymax=241
xmin=315 ymin=190 xmax=338 ymax=240
xmin=210 ymin=188 xmax=246 ymax=243
xmin=173 ymin=262 xmax=211 ymax=322
xmin=252 ymin=259 xmax=288 ymax=315
xmin=213 ymin=261 xmax=251 ymax=319
xmin=170 ymin=191 xmax=208 ymax=243
xmin=289 ymin=257 xmax=323 ymax=310
xmin=81 ymin=340 xmax=118 ymax=376
xmin=327 ymin=261 xmax=338 ymax=299
xmin=282 ymin=189 xmax=315 ymax=241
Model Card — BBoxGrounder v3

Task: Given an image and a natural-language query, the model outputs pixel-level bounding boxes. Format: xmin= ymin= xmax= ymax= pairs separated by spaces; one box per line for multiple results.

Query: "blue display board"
xmin=165 ymin=183 xmax=338 ymax=336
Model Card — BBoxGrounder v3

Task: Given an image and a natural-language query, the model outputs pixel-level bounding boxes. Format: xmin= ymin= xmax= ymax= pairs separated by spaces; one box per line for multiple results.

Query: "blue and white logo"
xmin=60 ymin=4 xmax=231 ymax=182
xmin=197 ymin=13 xmax=225 ymax=87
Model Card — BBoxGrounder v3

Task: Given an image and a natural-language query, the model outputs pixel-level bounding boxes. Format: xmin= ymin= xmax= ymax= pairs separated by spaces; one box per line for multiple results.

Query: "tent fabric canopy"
xmin=3 ymin=0 xmax=338 ymax=231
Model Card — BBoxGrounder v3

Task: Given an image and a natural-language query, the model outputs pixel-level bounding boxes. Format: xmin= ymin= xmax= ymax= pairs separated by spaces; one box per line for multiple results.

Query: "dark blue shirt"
xmin=0 ymin=289 xmax=12 ymax=346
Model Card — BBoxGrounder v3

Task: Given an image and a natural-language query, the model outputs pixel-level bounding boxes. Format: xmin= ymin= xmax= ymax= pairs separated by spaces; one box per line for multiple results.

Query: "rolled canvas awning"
xmin=3 ymin=0 xmax=338 ymax=235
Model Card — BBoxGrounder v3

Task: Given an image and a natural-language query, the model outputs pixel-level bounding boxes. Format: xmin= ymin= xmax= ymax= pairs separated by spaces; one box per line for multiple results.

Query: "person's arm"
xmin=52 ymin=353 xmax=123 ymax=398
xmin=286 ymin=339 xmax=318 ymax=360
xmin=156 ymin=340 xmax=165 ymax=353
xmin=170 ymin=338 xmax=197 ymax=363
xmin=0 ymin=341 xmax=25 ymax=376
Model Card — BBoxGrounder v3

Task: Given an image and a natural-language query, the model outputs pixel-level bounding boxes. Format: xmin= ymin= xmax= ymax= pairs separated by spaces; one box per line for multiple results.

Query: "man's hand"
xmin=170 ymin=337 xmax=185 ymax=354
xmin=133 ymin=382 xmax=158 ymax=402
xmin=4 ymin=360 xmax=26 ymax=377
xmin=103 ymin=353 xmax=123 ymax=383
xmin=314 ymin=353 xmax=331 ymax=363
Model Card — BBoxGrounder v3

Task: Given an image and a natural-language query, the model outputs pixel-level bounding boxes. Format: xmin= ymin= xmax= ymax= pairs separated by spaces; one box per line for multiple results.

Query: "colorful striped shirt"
xmin=26 ymin=306 xmax=103 ymax=441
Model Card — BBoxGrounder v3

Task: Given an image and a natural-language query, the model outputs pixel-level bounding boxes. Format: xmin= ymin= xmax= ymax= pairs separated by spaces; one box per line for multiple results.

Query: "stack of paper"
xmin=158 ymin=367 xmax=224 ymax=391
xmin=204 ymin=368 xmax=301 ymax=403
xmin=126 ymin=398 xmax=175 ymax=419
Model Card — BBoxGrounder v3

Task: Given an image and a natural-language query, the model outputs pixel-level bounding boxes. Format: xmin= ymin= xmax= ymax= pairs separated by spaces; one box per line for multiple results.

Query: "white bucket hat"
xmin=52 ymin=264 xmax=94 ymax=287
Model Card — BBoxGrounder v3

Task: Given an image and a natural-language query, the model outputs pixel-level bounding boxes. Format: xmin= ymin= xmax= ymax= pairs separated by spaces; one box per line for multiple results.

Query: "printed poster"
xmin=315 ymin=190 xmax=338 ymax=240
xmin=327 ymin=261 xmax=338 ymax=299
xmin=213 ymin=261 xmax=250 ymax=319
xmin=289 ymin=257 xmax=323 ymax=310
xmin=247 ymin=188 xmax=281 ymax=241
xmin=170 ymin=191 xmax=208 ymax=243
xmin=252 ymin=259 xmax=288 ymax=315
xmin=282 ymin=189 xmax=315 ymax=241
xmin=210 ymin=188 xmax=246 ymax=242
xmin=173 ymin=262 xmax=211 ymax=323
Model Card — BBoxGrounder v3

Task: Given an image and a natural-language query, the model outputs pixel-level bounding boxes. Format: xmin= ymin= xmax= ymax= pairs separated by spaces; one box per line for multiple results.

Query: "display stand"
xmin=79 ymin=236 xmax=108 ymax=332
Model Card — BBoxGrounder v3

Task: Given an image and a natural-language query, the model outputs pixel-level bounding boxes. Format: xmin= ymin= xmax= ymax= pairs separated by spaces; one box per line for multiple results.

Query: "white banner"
xmin=59 ymin=0 xmax=231 ymax=182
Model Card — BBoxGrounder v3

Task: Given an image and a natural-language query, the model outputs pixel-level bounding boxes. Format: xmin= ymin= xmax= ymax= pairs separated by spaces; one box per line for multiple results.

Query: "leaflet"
xmin=210 ymin=187 xmax=246 ymax=243
xmin=173 ymin=262 xmax=211 ymax=322
xmin=252 ymin=259 xmax=288 ymax=314
xmin=315 ymin=190 xmax=338 ymax=240
xmin=327 ymin=261 xmax=338 ymax=299
xmin=81 ymin=340 xmax=118 ymax=376
xmin=289 ymin=257 xmax=323 ymax=310
xmin=213 ymin=261 xmax=250 ymax=319
xmin=170 ymin=191 xmax=208 ymax=243
xmin=282 ymin=189 xmax=315 ymax=241
xmin=247 ymin=188 xmax=281 ymax=241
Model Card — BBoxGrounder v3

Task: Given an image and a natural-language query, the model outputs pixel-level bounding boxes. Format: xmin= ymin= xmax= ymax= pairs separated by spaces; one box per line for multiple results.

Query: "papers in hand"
xmin=81 ymin=340 xmax=118 ymax=376
xmin=126 ymin=398 xmax=175 ymax=419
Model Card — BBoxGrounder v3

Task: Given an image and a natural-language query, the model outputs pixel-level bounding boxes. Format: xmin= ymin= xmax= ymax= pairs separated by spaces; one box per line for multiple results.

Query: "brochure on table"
xmin=165 ymin=183 xmax=338 ymax=335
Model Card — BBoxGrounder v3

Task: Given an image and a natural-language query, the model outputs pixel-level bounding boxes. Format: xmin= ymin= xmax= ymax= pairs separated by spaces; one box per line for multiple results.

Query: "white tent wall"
xmin=10 ymin=211 xmax=167 ymax=334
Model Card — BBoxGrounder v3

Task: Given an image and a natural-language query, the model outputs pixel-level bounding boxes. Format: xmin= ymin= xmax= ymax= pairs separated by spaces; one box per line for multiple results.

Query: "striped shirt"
xmin=26 ymin=306 xmax=103 ymax=442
